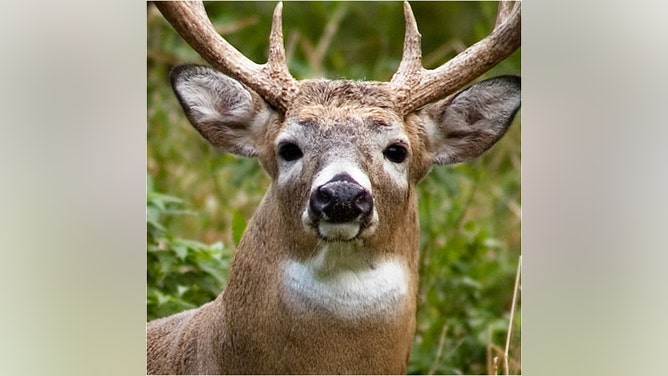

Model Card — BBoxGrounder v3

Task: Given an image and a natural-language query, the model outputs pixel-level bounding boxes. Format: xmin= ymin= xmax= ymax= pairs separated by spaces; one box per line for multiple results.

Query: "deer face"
xmin=170 ymin=65 xmax=520 ymax=245
xmin=275 ymin=81 xmax=421 ymax=243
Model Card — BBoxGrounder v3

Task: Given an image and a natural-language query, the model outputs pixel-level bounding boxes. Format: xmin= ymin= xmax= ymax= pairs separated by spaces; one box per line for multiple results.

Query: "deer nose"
xmin=310 ymin=175 xmax=373 ymax=223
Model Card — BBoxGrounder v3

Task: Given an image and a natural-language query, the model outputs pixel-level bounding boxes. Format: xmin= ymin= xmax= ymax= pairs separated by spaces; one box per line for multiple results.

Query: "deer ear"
xmin=417 ymin=76 xmax=521 ymax=165
xmin=169 ymin=64 xmax=276 ymax=157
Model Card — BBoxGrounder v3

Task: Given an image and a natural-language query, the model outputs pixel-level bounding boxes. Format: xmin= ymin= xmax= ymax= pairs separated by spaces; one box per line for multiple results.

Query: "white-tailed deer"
xmin=147 ymin=1 xmax=521 ymax=374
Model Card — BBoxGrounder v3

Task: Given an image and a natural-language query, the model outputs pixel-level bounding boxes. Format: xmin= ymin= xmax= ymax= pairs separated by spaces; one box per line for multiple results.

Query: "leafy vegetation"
xmin=147 ymin=176 xmax=233 ymax=320
xmin=147 ymin=2 xmax=521 ymax=374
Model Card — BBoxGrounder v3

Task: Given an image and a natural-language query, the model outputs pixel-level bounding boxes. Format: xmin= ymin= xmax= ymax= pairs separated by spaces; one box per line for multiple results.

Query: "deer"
xmin=147 ymin=1 xmax=521 ymax=374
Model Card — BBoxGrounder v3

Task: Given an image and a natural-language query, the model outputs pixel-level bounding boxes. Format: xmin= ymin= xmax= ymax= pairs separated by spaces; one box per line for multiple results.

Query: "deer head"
xmin=158 ymin=0 xmax=520 ymax=244
xmin=148 ymin=2 xmax=520 ymax=374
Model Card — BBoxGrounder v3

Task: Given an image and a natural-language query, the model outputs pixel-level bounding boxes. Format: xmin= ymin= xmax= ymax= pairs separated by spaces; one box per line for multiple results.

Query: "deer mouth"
xmin=316 ymin=222 xmax=363 ymax=242
xmin=304 ymin=215 xmax=378 ymax=242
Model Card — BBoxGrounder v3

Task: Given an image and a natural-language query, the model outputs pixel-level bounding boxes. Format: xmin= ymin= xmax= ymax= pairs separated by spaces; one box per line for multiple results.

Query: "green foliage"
xmin=147 ymin=176 xmax=232 ymax=321
xmin=147 ymin=2 xmax=520 ymax=374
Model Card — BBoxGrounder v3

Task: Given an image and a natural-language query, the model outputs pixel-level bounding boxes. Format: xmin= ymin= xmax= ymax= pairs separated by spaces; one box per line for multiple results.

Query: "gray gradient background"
xmin=1 ymin=1 xmax=667 ymax=375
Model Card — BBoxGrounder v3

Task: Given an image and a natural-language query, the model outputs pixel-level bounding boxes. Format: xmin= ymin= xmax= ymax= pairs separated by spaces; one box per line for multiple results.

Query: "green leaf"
xmin=172 ymin=244 xmax=188 ymax=260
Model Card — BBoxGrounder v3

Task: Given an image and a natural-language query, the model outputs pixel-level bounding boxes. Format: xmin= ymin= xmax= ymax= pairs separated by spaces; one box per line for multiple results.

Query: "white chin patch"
xmin=318 ymin=222 xmax=360 ymax=241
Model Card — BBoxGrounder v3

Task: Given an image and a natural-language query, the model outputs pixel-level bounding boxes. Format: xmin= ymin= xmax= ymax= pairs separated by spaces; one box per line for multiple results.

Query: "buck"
xmin=147 ymin=1 xmax=521 ymax=374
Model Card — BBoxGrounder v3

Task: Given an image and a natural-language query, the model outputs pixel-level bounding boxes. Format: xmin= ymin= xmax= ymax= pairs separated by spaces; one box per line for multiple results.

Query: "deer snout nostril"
xmin=354 ymin=191 xmax=373 ymax=217
xmin=309 ymin=178 xmax=373 ymax=223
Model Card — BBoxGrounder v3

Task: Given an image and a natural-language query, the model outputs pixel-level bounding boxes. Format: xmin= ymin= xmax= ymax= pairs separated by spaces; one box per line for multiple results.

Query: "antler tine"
xmin=268 ymin=2 xmax=287 ymax=66
xmin=265 ymin=2 xmax=297 ymax=97
xmin=393 ymin=1 xmax=521 ymax=115
xmin=392 ymin=2 xmax=423 ymax=83
xmin=390 ymin=2 xmax=425 ymax=106
xmin=155 ymin=1 xmax=297 ymax=112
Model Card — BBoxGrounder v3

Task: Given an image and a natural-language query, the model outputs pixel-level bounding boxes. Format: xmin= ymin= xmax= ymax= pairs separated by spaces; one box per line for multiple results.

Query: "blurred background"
xmin=147 ymin=2 xmax=521 ymax=374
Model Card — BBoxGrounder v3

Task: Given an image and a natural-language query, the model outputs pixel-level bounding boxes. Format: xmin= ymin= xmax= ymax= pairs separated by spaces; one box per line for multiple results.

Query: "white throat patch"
xmin=282 ymin=242 xmax=409 ymax=321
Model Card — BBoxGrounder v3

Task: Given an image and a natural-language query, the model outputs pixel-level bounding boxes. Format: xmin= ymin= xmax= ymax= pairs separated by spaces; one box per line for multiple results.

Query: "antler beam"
xmin=391 ymin=1 xmax=521 ymax=114
xmin=155 ymin=1 xmax=297 ymax=112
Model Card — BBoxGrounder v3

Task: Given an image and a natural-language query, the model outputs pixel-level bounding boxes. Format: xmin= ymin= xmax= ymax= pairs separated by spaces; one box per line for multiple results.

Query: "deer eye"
xmin=278 ymin=142 xmax=303 ymax=161
xmin=383 ymin=144 xmax=408 ymax=163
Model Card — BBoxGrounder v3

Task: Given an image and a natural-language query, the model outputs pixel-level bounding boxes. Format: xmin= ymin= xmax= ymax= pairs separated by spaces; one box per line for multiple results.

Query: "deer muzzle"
xmin=304 ymin=173 xmax=376 ymax=241
xmin=310 ymin=177 xmax=373 ymax=223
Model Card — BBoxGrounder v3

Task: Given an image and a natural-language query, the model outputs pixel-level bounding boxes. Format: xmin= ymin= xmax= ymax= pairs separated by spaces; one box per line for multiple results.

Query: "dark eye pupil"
xmin=278 ymin=143 xmax=303 ymax=161
xmin=384 ymin=144 xmax=408 ymax=163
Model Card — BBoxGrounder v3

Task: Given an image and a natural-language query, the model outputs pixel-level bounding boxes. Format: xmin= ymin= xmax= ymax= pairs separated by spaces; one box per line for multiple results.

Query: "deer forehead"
xmin=283 ymin=105 xmax=404 ymax=140
xmin=272 ymin=80 xmax=409 ymax=148
xmin=291 ymin=79 xmax=399 ymax=109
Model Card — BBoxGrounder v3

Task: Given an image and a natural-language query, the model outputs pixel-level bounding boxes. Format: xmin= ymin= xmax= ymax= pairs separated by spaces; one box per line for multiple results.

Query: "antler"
xmin=391 ymin=1 xmax=521 ymax=114
xmin=154 ymin=1 xmax=298 ymax=112
xmin=156 ymin=1 xmax=519 ymax=115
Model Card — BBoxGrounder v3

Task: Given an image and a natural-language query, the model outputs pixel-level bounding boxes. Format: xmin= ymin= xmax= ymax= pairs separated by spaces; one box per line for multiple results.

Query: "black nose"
xmin=309 ymin=175 xmax=373 ymax=223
